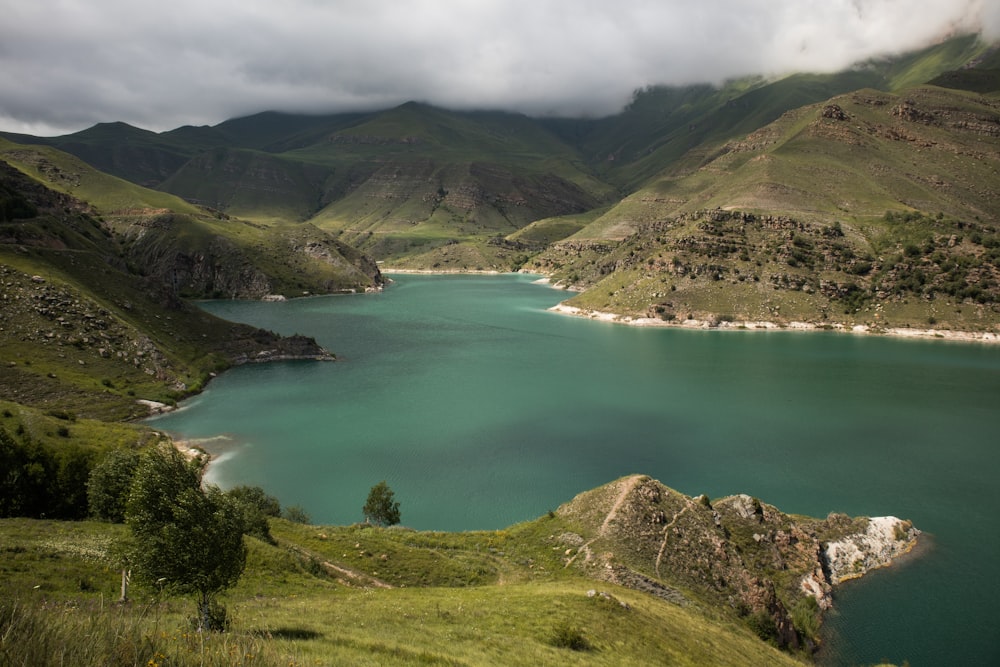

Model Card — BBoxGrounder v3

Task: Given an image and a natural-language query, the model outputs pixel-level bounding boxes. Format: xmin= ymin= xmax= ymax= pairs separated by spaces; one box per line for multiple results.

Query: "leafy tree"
xmin=225 ymin=485 xmax=281 ymax=543
xmin=53 ymin=445 xmax=94 ymax=520
xmin=87 ymin=448 xmax=140 ymax=522
xmin=124 ymin=445 xmax=246 ymax=630
xmin=282 ymin=505 xmax=311 ymax=524
xmin=363 ymin=480 xmax=401 ymax=527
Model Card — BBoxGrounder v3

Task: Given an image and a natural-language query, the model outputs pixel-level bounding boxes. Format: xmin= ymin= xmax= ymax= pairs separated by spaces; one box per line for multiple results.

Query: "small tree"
xmin=88 ymin=448 xmax=140 ymax=523
xmin=283 ymin=505 xmax=311 ymax=524
xmin=363 ymin=480 xmax=401 ymax=527
xmin=226 ymin=485 xmax=281 ymax=543
xmin=124 ymin=445 xmax=246 ymax=630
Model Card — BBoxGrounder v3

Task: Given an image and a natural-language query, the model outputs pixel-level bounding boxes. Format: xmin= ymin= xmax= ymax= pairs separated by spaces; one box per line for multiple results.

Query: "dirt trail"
xmin=566 ymin=474 xmax=645 ymax=568
xmin=599 ymin=474 xmax=644 ymax=536
xmin=284 ymin=543 xmax=393 ymax=589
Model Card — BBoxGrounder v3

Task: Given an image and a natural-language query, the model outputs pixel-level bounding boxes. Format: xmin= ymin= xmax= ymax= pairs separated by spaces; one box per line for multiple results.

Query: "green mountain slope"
xmin=154 ymin=103 xmax=611 ymax=267
xmin=0 ymin=158 xmax=337 ymax=421
xmin=529 ymin=84 xmax=1000 ymax=332
xmin=543 ymin=34 xmax=996 ymax=191
xmin=0 ymin=137 xmax=384 ymax=421
xmin=3 ymin=35 xmax=991 ymax=278
xmin=1 ymin=35 xmax=996 ymax=329
xmin=0 ymin=138 xmax=383 ymax=299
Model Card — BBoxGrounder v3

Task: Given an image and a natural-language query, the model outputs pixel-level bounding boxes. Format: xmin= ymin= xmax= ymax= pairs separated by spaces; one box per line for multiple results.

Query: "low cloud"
xmin=1 ymin=0 xmax=997 ymax=135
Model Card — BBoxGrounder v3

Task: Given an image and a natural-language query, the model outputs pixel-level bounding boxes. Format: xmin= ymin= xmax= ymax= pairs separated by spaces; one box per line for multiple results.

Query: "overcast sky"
xmin=2 ymin=0 xmax=998 ymax=136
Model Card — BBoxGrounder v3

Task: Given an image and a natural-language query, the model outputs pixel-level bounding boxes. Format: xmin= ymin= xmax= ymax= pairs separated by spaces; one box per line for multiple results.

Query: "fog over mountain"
xmin=2 ymin=0 xmax=999 ymax=136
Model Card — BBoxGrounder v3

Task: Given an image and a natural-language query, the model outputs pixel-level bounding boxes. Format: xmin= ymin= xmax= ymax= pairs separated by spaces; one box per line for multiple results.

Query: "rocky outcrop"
xmin=228 ymin=333 xmax=334 ymax=365
xmin=822 ymin=516 xmax=919 ymax=585
xmin=556 ymin=475 xmax=920 ymax=650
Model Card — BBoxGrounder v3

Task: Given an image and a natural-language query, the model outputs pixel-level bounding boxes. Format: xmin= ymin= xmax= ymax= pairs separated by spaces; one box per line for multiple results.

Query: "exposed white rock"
xmin=823 ymin=516 xmax=919 ymax=585
xmin=136 ymin=399 xmax=174 ymax=415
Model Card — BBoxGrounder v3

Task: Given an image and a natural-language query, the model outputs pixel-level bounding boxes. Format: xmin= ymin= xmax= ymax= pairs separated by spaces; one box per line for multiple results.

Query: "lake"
xmin=149 ymin=273 xmax=1000 ymax=666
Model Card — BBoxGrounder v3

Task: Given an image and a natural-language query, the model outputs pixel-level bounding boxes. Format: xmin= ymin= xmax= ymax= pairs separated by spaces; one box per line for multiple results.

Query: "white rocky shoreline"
xmin=548 ymin=303 xmax=1000 ymax=344
xmin=800 ymin=515 xmax=921 ymax=610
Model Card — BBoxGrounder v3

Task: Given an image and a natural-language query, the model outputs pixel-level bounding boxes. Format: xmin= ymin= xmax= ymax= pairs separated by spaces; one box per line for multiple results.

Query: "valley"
xmin=1 ymin=32 xmax=999 ymax=666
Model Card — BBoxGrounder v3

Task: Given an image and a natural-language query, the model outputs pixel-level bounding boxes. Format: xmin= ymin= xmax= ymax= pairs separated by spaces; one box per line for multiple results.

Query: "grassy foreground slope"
xmin=10 ymin=474 xmax=905 ymax=666
xmin=0 ymin=475 xmax=920 ymax=665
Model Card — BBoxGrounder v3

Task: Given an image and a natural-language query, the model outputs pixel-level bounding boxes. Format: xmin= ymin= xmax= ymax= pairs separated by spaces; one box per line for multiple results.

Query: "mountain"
xmin=532 ymin=84 xmax=1000 ymax=333
xmin=0 ymin=141 xmax=383 ymax=421
xmin=2 ymin=34 xmax=997 ymax=331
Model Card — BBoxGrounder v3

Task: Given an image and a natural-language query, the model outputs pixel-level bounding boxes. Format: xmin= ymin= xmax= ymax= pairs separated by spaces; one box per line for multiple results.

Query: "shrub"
xmin=549 ymin=622 xmax=592 ymax=651
xmin=791 ymin=596 xmax=821 ymax=642
xmin=283 ymin=505 xmax=311 ymax=524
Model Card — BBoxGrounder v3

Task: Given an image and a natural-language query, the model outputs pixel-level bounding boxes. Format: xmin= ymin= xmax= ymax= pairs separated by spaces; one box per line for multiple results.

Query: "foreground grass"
xmin=0 ymin=517 xmax=805 ymax=666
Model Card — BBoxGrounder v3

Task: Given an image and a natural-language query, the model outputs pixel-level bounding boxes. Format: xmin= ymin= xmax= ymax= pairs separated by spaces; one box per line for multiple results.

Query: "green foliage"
xmin=87 ymin=447 xmax=140 ymax=522
xmin=363 ymin=480 xmax=401 ymax=527
xmin=225 ymin=484 xmax=281 ymax=543
xmin=282 ymin=504 xmax=311 ymax=524
xmin=0 ymin=425 xmax=94 ymax=520
xmin=548 ymin=621 xmax=592 ymax=651
xmin=791 ymin=595 xmax=821 ymax=642
xmin=124 ymin=445 xmax=247 ymax=630
xmin=746 ymin=609 xmax=780 ymax=644
xmin=0 ymin=596 xmax=302 ymax=667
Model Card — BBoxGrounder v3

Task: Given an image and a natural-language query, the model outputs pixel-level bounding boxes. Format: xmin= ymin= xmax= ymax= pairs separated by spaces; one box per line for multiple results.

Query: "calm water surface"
xmin=151 ymin=274 xmax=1000 ymax=666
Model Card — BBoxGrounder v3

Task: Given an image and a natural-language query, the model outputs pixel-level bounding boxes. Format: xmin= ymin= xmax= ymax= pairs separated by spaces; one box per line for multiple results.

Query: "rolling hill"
xmin=531 ymin=84 xmax=1000 ymax=333
xmin=0 ymin=475 xmax=918 ymax=665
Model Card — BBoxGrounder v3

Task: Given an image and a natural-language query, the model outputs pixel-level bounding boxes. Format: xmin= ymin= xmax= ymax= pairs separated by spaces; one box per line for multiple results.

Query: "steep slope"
xmin=530 ymin=85 xmax=1000 ymax=333
xmin=0 ymin=138 xmax=383 ymax=298
xmin=161 ymin=103 xmax=610 ymax=266
xmin=0 ymin=159 xmax=334 ymax=420
xmin=543 ymin=34 xmax=996 ymax=190
xmin=0 ymin=122 xmax=203 ymax=188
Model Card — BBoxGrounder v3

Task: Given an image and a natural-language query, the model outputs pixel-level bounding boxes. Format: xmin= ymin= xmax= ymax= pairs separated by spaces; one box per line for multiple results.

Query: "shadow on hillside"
xmin=256 ymin=627 xmax=323 ymax=640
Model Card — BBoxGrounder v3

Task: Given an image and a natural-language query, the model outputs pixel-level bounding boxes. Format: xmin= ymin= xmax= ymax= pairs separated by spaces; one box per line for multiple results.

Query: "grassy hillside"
xmin=1 ymin=139 xmax=383 ymax=299
xmin=0 ymin=519 xmax=804 ymax=666
xmin=2 ymin=474 xmax=919 ymax=665
xmin=527 ymin=84 xmax=1000 ymax=332
xmin=0 ymin=152 xmax=353 ymax=422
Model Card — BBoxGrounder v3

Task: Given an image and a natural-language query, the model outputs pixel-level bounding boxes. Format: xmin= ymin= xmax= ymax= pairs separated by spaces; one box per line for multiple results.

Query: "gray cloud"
xmin=1 ymin=0 xmax=997 ymax=135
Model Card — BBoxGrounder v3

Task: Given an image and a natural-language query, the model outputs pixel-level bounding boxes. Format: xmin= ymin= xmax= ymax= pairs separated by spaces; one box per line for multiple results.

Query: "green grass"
xmin=0 ymin=516 xmax=805 ymax=666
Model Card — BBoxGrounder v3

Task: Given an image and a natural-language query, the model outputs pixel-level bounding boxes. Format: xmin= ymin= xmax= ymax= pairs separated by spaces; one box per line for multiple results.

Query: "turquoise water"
xmin=150 ymin=274 xmax=1000 ymax=666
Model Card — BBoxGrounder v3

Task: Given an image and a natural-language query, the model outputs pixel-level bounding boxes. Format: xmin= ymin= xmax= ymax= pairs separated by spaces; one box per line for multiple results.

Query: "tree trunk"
xmin=119 ymin=568 xmax=130 ymax=602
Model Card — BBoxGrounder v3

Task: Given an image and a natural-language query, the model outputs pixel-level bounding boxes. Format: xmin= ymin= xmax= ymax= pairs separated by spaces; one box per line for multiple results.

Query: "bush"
xmin=549 ymin=622 xmax=592 ymax=651
xmin=87 ymin=448 xmax=140 ymax=522
xmin=790 ymin=596 xmax=821 ymax=642
xmin=746 ymin=610 xmax=779 ymax=644
xmin=283 ymin=505 xmax=311 ymax=524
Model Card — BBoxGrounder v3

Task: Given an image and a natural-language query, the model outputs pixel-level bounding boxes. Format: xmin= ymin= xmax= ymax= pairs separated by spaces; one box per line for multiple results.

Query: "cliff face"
xmin=555 ymin=475 xmax=919 ymax=650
